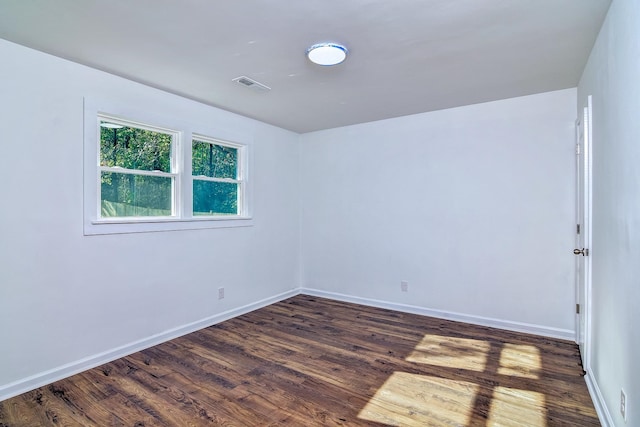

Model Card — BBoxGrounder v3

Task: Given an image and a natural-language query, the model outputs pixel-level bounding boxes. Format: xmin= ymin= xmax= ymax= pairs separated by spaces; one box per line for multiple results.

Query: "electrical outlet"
xmin=401 ymin=281 xmax=409 ymax=292
xmin=218 ymin=287 xmax=225 ymax=300
xmin=621 ymin=389 xmax=627 ymax=421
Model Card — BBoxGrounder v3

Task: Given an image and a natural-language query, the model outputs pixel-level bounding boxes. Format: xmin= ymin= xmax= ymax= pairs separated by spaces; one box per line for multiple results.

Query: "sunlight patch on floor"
xmin=497 ymin=344 xmax=541 ymax=379
xmin=487 ymin=386 xmax=547 ymax=426
xmin=358 ymin=372 xmax=479 ymax=426
xmin=406 ymin=334 xmax=490 ymax=372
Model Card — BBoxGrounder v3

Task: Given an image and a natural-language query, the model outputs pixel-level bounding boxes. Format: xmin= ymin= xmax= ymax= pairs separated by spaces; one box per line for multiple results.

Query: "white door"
xmin=574 ymin=98 xmax=592 ymax=370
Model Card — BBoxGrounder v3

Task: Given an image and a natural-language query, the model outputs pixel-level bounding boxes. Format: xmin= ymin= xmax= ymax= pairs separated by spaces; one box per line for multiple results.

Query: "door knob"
xmin=574 ymin=248 xmax=586 ymax=256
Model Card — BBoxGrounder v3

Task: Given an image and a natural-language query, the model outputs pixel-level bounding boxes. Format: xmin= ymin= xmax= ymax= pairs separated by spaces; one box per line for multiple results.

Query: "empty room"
xmin=0 ymin=1 xmax=637 ymax=426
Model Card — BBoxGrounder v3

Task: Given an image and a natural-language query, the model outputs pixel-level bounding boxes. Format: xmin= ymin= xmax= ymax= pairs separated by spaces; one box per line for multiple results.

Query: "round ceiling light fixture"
xmin=306 ymin=43 xmax=348 ymax=66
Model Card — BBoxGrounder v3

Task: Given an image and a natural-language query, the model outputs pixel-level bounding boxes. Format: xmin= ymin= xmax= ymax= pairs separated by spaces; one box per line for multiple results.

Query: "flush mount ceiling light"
xmin=306 ymin=43 xmax=348 ymax=66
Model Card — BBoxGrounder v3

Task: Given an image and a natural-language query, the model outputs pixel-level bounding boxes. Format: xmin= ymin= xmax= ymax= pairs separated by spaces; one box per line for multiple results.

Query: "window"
xmin=99 ymin=117 xmax=178 ymax=219
xmin=192 ymin=137 xmax=245 ymax=217
xmin=83 ymin=97 xmax=252 ymax=235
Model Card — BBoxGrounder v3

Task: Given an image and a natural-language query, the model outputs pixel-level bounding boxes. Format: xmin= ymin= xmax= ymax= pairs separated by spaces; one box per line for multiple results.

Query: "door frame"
xmin=575 ymin=95 xmax=593 ymax=370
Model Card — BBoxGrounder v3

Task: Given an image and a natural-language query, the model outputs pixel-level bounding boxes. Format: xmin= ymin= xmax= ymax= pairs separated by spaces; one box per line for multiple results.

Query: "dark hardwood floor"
xmin=0 ymin=295 xmax=599 ymax=426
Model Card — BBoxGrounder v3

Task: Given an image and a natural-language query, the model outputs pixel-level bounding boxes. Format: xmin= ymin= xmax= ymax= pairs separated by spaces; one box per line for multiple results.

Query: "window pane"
xmin=100 ymin=122 xmax=172 ymax=173
xmin=101 ymin=172 xmax=172 ymax=217
xmin=193 ymin=180 xmax=238 ymax=215
xmin=192 ymin=140 xmax=238 ymax=179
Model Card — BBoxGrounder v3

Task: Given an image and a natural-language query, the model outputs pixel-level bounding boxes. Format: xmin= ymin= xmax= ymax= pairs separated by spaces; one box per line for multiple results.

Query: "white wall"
xmin=578 ymin=1 xmax=640 ymax=425
xmin=0 ymin=39 xmax=300 ymax=396
xmin=300 ymin=89 xmax=577 ymax=335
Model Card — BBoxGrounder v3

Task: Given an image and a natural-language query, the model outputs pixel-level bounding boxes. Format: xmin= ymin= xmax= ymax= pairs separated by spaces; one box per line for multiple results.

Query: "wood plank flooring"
xmin=0 ymin=295 xmax=599 ymax=426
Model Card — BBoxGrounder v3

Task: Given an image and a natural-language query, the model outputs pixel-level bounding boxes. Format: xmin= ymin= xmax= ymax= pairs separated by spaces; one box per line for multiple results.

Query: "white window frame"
xmin=97 ymin=114 xmax=180 ymax=220
xmin=83 ymin=97 xmax=253 ymax=235
xmin=191 ymin=135 xmax=247 ymax=218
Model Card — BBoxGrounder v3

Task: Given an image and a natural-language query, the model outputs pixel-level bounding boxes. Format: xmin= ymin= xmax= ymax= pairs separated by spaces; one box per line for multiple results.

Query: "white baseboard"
xmin=0 ymin=289 xmax=298 ymax=402
xmin=299 ymin=288 xmax=575 ymax=341
xmin=585 ymin=370 xmax=614 ymax=427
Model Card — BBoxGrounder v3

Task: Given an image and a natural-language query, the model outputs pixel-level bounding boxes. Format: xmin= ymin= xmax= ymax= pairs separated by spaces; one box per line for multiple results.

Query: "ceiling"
xmin=0 ymin=0 xmax=610 ymax=133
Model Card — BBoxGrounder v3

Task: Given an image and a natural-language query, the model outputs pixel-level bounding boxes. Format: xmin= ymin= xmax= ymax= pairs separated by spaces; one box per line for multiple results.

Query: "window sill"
xmin=84 ymin=216 xmax=253 ymax=236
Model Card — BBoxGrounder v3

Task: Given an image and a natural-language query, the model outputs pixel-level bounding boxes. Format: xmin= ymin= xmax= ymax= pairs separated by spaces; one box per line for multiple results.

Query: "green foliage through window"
xmin=192 ymin=139 xmax=240 ymax=216
xmin=100 ymin=123 xmax=171 ymax=172
xmin=193 ymin=181 xmax=238 ymax=216
xmin=101 ymin=172 xmax=172 ymax=217
xmin=99 ymin=120 xmax=175 ymax=218
xmin=192 ymin=140 xmax=237 ymax=179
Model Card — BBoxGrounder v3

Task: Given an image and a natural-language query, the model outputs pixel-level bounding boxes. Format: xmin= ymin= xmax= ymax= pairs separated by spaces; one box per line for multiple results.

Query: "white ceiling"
xmin=0 ymin=0 xmax=610 ymax=133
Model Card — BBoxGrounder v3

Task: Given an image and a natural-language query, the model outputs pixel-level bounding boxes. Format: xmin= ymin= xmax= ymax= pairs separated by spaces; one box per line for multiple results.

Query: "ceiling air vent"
xmin=232 ymin=76 xmax=271 ymax=93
